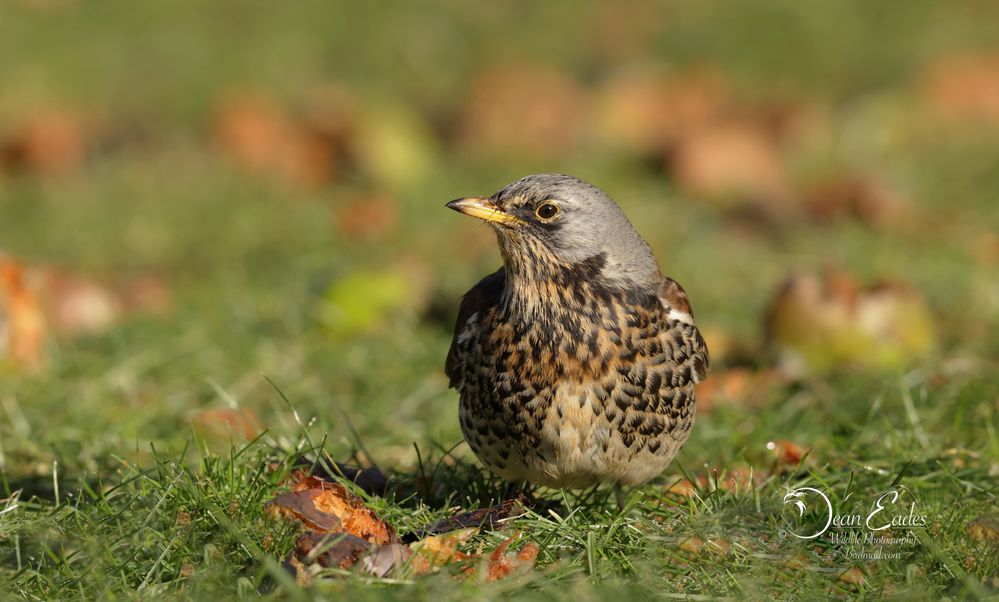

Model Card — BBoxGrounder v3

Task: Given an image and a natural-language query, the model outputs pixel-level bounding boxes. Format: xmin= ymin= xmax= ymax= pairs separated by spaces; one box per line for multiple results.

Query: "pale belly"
xmin=459 ymin=381 xmax=695 ymax=489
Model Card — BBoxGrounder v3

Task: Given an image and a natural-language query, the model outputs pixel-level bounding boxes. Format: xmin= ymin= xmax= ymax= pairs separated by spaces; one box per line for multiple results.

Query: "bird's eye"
xmin=535 ymin=202 xmax=560 ymax=221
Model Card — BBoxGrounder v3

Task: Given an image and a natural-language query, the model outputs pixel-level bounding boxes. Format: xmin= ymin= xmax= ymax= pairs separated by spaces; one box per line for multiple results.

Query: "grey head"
xmin=447 ymin=173 xmax=663 ymax=291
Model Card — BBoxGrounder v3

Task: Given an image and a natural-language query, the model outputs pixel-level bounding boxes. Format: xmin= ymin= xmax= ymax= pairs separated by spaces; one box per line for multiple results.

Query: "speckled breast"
xmin=453 ymin=289 xmax=700 ymax=488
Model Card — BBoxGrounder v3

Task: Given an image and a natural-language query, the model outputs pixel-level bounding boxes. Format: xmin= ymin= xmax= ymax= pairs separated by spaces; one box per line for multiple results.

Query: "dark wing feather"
xmin=658 ymin=276 xmax=710 ymax=382
xmin=445 ymin=268 xmax=506 ymax=388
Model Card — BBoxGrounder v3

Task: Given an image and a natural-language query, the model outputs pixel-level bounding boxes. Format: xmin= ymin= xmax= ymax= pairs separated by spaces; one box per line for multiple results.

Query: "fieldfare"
xmin=446 ymin=174 xmax=709 ymax=489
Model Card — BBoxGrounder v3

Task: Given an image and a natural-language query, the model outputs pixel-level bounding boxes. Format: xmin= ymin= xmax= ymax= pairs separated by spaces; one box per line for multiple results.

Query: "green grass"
xmin=2 ymin=1 xmax=999 ymax=599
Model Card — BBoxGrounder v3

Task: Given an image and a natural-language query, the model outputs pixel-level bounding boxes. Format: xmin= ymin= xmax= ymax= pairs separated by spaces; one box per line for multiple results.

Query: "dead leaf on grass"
xmin=967 ymin=514 xmax=999 ymax=542
xmin=765 ymin=270 xmax=936 ymax=376
xmin=471 ymin=533 xmax=539 ymax=582
xmin=267 ymin=475 xmax=396 ymax=544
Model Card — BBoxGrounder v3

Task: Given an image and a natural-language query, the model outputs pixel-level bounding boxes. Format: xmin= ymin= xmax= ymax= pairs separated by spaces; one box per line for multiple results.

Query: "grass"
xmin=2 ymin=0 xmax=999 ymax=599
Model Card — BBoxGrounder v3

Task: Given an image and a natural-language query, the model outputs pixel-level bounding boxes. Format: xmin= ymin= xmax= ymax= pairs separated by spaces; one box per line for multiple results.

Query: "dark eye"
xmin=535 ymin=202 xmax=560 ymax=220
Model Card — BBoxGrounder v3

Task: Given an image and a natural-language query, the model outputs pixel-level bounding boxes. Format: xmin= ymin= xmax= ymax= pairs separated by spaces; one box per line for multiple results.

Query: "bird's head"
xmin=447 ymin=174 xmax=662 ymax=292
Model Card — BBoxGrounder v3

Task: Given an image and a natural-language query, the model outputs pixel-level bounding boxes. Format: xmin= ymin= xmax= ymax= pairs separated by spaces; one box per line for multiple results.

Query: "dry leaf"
xmin=696 ymin=368 xmax=780 ymax=412
xmin=474 ymin=534 xmax=539 ymax=582
xmin=967 ymin=514 xmax=999 ymax=542
xmin=591 ymin=68 xmax=728 ymax=156
xmin=267 ymin=475 xmax=396 ymax=544
xmin=292 ymin=460 xmax=388 ymax=497
xmin=767 ymin=440 xmax=809 ymax=468
xmin=804 ymin=175 xmax=912 ymax=229
xmin=418 ymin=497 xmax=525 ymax=537
xmin=678 ymin=536 xmax=704 ymax=554
xmin=410 ymin=527 xmax=478 ymax=574
xmin=362 ymin=543 xmax=413 ymax=577
xmin=460 ymin=62 xmax=584 ymax=160
xmin=0 ymin=256 xmax=47 ymax=370
xmin=765 ymin=270 xmax=936 ymax=376
xmin=190 ymin=407 xmax=262 ymax=441
xmin=39 ymin=270 xmax=122 ymax=337
xmin=213 ymin=92 xmax=334 ymax=188
xmin=923 ymin=53 xmax=999 ymax=127
xmin=0 ymin=109 xmax=86 ymax=176
xmin=668 ymin=120 xmax=794 ymax=211
xmin=837 ymin=566 xmax=866 ymax=587
xmin=334 ymin=192 xmax=399 ymax=241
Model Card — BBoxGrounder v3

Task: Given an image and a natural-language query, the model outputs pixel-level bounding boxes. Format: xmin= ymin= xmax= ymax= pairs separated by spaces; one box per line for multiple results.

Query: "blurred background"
xmin=2 ymin=0 xmax=999 ymax=477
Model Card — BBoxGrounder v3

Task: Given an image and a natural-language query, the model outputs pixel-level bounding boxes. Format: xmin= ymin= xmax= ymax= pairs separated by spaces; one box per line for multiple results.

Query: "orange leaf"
xmin=268 ymin=475 xmax=396 ymax=544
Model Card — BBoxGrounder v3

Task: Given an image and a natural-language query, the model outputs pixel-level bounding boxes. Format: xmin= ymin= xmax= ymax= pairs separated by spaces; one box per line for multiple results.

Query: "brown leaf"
xmin=767 ymin=440 xmax=809 ymax=467
xmin=38 ymin=270 xmax=122 ymax=337
xmin=0 ymin=109 xmax=87 ymax=176
xmin=765 ymin=270 xmax=937 ymax=376
xmin=967 ymin=514 xmax=999 ymax=542
xmin=476 ymin=534 xmax=539 ymax=582
xmin=923 ymin=53 xmax=999 ymax=127
xmin=362 ymin=543 xmax=413 ymax=577
xmin=334 ymin=192 xmax=399 ymax=241
xmin=668 ymin=120 xmax=794 ymax=211
xmin=417 ymin=497 xmax=525 ymax=537
xmin=459 ymin=62 xmax=585 ymax=161
xmin=292 ymin=460 xmax=389 ymax=497
xmin=267 ymin=475 xmax=396 ymax=544
xmin=678 ymin=536 xmax=704 ymax=554
xmin=190 ymin=407 xmax=262 ymax=442
xmin=285 ymin=531 xmax=374 ymax=584
xmin=696 ymin=368 xmax=780 ymax=412
xmin=118 ymin=274 xmax=172 ymax=315
xmin=410 ymin=528 xmax=478 ymax=574
xmin=0 ymin=256 xmax=48 ymax=370
xmin=213 ymin=91 xmax=335 ymax=188
xmin=591 ymin=68 xmax=728 ymax=156
xmin=804 ymin=175 xmax=912 ymax=229
xmin=837 ymin=566 xmax=866 ymax=587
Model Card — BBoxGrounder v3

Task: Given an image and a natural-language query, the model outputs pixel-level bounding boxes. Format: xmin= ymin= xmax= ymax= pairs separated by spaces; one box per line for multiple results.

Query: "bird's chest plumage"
xmin=452 ymin=282 xmax=698 ymax=488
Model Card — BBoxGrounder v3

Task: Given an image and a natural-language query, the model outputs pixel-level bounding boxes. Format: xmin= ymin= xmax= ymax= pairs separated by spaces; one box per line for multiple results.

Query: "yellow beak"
xmin=446 ymin=197 xmax=521 ymax=226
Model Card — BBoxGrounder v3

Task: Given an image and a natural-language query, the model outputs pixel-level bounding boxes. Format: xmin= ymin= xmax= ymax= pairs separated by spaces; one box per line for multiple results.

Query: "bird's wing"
xmin=445 ymin=268 xmax=506 ymax=389
xmin=657 ymin=276 xmax=711 ymax=383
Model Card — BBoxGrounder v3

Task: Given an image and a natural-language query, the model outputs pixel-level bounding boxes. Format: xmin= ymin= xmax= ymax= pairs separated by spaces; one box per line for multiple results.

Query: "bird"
xmin=445 ymin=174 xmax=709 ymax=491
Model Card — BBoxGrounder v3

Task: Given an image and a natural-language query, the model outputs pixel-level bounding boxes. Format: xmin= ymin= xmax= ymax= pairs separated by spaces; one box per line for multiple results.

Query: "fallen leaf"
xmin=0 ymin=109 xmax=87 ymax=176
xmin=416 ymin=497 xmax=525 ymax=538
xmin=967 ymin=514 xmax=999 ymax=542
xmin=317 ymin=264 xmax=431 ymax=339
xmin=292 ymin=460 xmax=389 ymax=497
xmin=285 ymin=532 xmax=374 ymax=584
xmin=0 ymin=256 xmax=47 ymax=370
xmin=696 ymin=368 xmax=780 ymax=412
xmin=213 ymin=91 xmax=334 ymax=188
xmin=410 ymin=527 xmax=479 ymax=574
xmin=591 ymin=68 xmax=728 ymax=156
xmin=837 ymin=566 xmax=866 ymax=587
xmin=765 ymin=270 xmax=936 ymax=376
xmin=706 ymin=538 xmax=732 ymax=556
xmin=460 ymin=62 xmax=585 ymax=161
xmin=334 ymin=192 xmax=399 ymax=241
xmin=118 ymin=274 xmax=172 ymax=315
xmin=922 ymin=52 xmax=999 ymax=127
xmin=668 ymin=119 xmax=794 ymax=212
xmin=190 ymin=407 xmax=262 ymax=441
xmin=767 ymin=440 xmax=809 ymax=467
xmin=351 ymin=103 xmax=439 ymax=190
xmin=804 ymin=174 xmax=912 ymax=229
xmin=783 ymin=552 xmax=811 ymax=570
xmin=473 ymin=534 xmax=539 ymax=582
xmin=678 ymin=536 xmax=704 ymax=554
xmin=362 ymin=543 xmax=413 ymax=577
xmin=38 ymin=270 xmax=122 ymax=337
xmin=268 ymin=475 xmax=396 ymax=544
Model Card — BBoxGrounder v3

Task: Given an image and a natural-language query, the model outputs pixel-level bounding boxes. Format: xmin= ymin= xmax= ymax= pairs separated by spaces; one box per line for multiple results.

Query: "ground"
xmin=1 ymin=1 xmax=998 ymax=599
